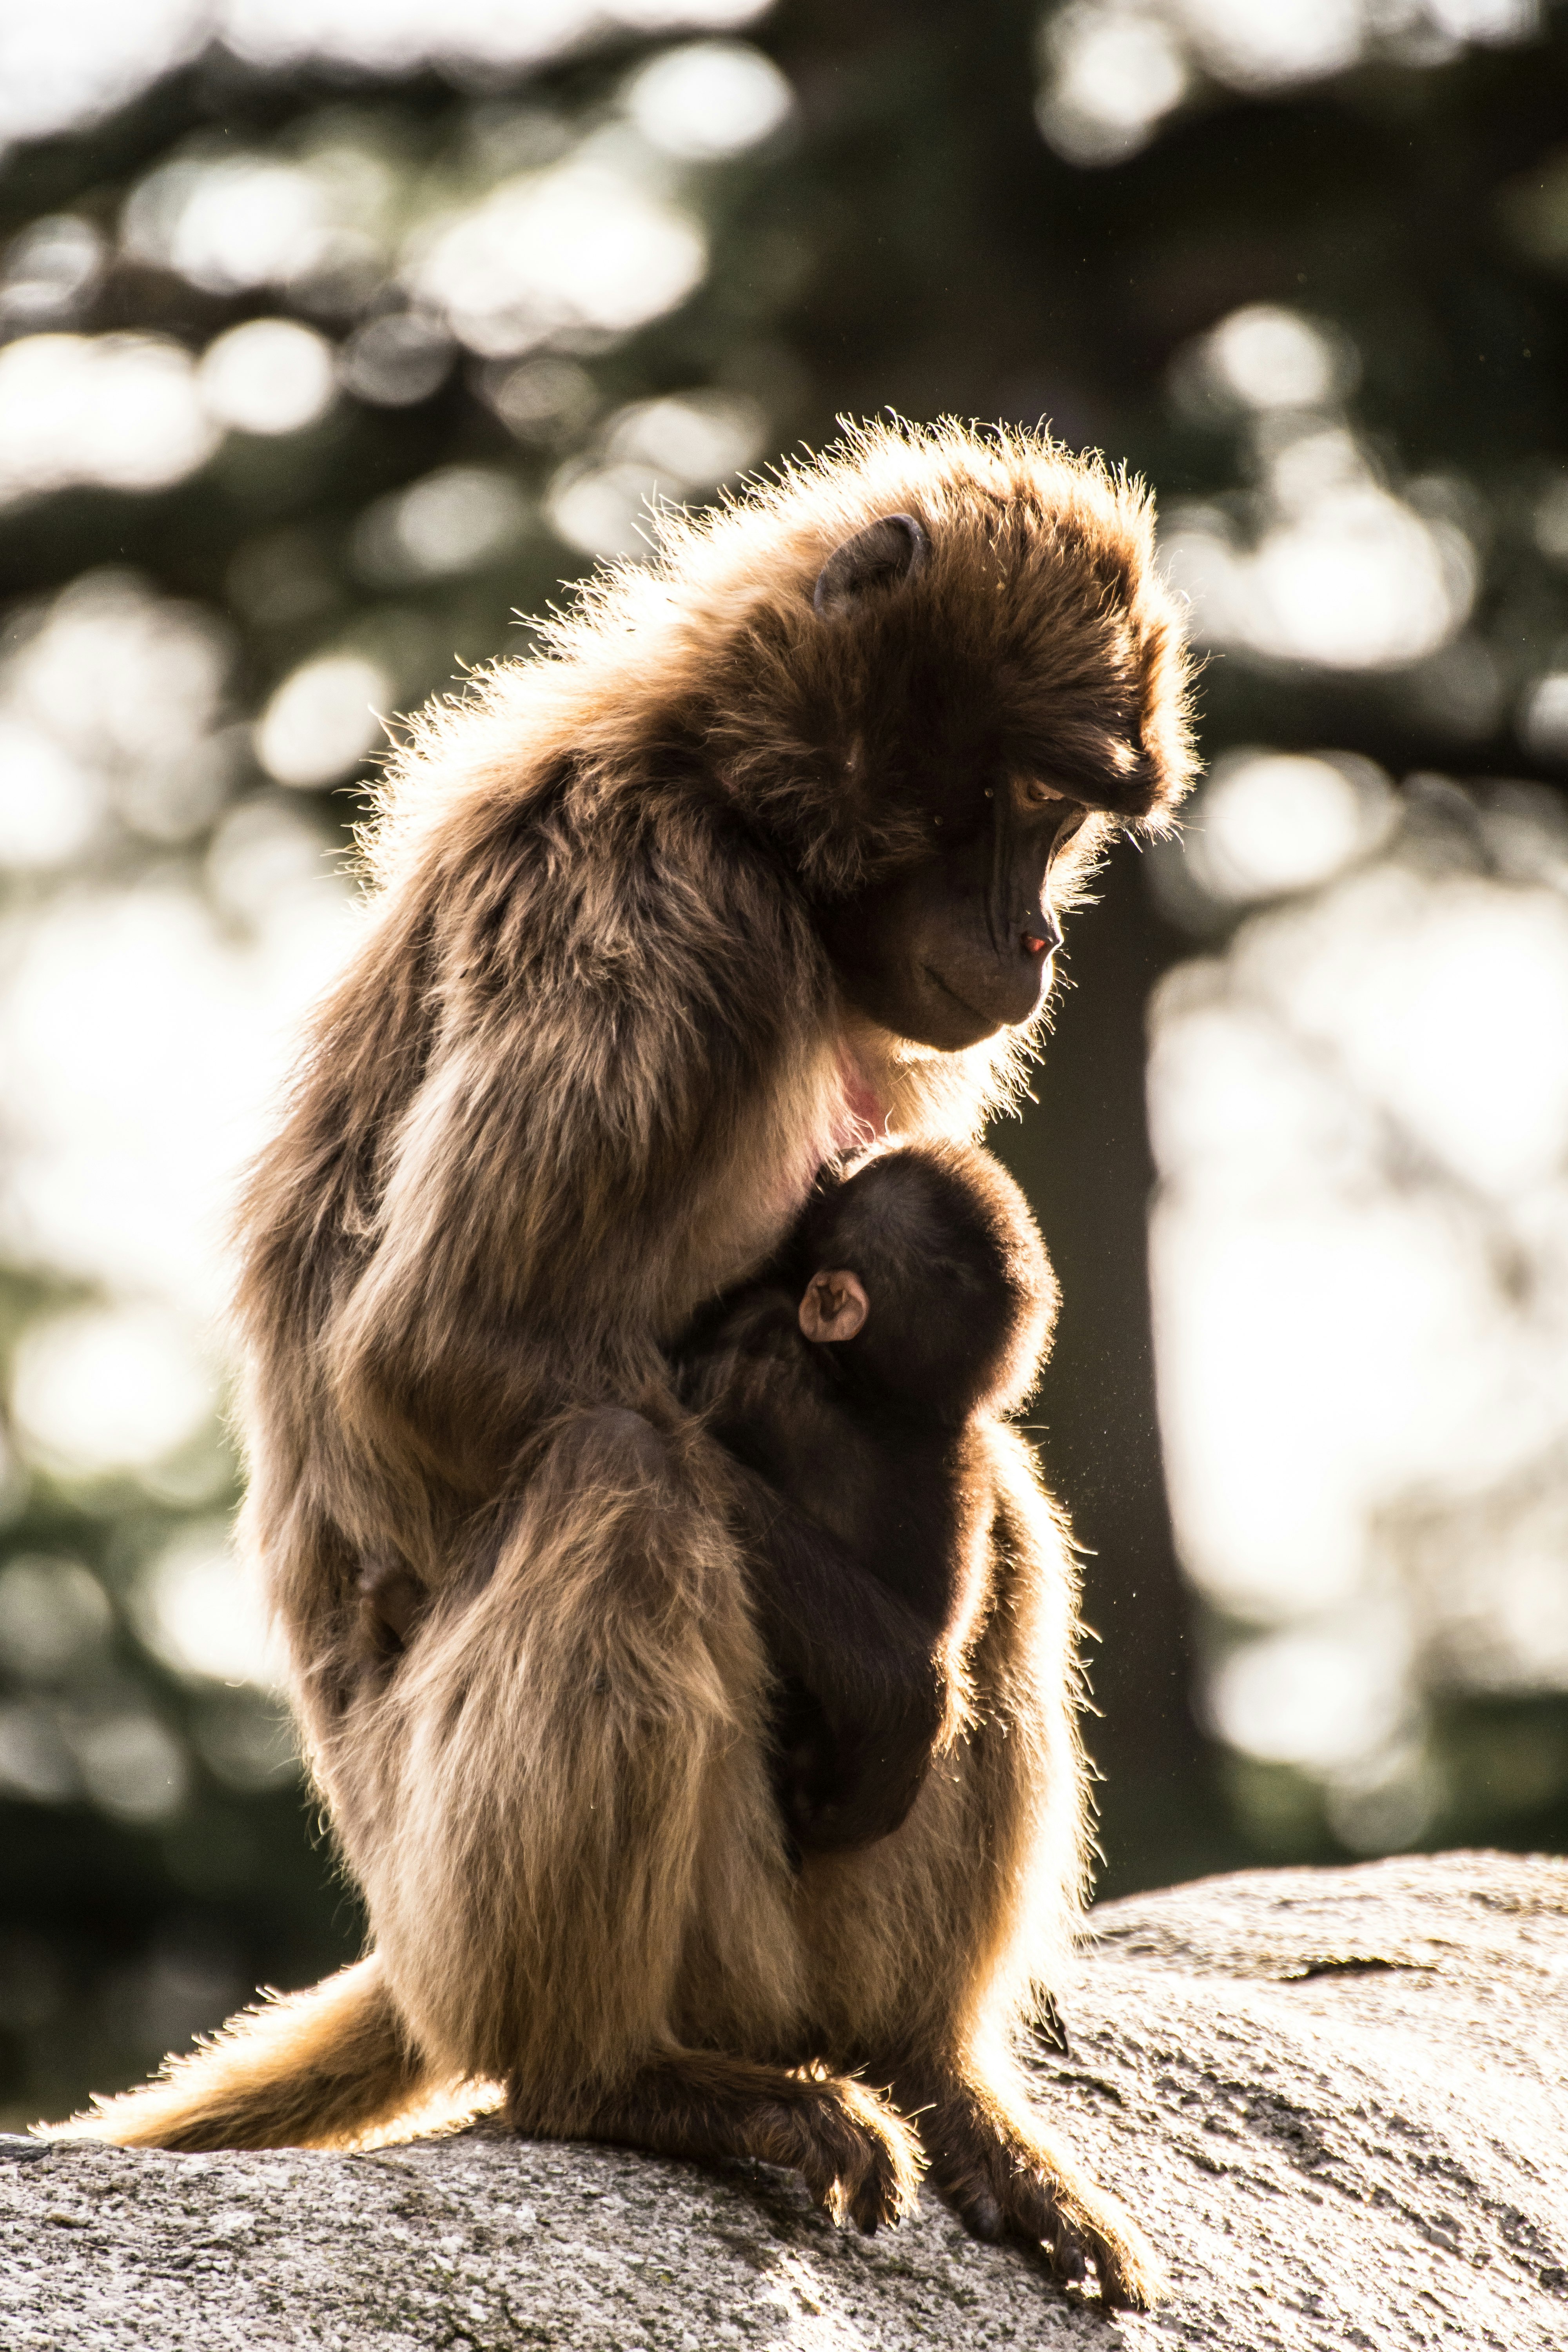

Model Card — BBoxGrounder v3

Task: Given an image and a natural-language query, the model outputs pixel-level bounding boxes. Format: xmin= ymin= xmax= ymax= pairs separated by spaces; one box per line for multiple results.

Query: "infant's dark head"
xmin=791 ymin=1144 xmax=1054 ymax=1420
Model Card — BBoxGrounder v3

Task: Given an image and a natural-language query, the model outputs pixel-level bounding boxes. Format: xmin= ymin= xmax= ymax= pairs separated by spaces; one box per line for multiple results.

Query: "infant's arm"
xmin=678 ymin=1291 xmax=946 ymax=1850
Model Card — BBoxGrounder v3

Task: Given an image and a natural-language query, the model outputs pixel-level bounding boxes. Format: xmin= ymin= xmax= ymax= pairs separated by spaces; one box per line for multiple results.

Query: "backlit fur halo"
xmin=365 ymin=416 xmax=1198 ymax=913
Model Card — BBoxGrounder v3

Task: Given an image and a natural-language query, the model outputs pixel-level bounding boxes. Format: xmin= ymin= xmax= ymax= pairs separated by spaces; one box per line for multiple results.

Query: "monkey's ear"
xmin=812 ymin=514 xmax=928 ymax=618
xmin=799 ymin=1269 xmax=870 ymax=1343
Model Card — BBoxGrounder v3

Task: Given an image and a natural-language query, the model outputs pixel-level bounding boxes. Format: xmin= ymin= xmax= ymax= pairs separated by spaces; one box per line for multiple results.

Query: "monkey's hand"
xmin=723 ymin=1463 xmax=947 ymax=1852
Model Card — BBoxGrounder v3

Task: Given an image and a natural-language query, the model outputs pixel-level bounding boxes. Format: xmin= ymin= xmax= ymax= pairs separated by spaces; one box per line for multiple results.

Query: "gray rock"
xmin=3 ymin=1851 xmax=1565 ymax=2349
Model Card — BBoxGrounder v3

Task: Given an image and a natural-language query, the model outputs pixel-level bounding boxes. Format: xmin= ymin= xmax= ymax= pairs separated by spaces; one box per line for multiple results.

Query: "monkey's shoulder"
xmin=487 ymin=765 xmax=815 ymax=965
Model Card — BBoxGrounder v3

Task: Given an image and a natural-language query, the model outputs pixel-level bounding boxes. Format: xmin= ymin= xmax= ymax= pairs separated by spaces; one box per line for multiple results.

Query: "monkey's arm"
xmin=287 ymin=789 xmax=830 ymax=1485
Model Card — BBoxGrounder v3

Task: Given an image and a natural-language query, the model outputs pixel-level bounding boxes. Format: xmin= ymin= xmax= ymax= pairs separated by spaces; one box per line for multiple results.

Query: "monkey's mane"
xmin=364 ymin=416 xmax=1195 ymax=908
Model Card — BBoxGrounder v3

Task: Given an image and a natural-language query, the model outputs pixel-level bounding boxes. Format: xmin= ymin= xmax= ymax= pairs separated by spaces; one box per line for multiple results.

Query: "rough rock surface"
xmin=3 ymin=1851 xmax=1564 ymax=2350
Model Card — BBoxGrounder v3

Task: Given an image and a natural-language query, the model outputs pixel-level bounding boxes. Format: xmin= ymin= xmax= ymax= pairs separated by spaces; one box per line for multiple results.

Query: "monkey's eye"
xmin=1047 ymin=806 xmax=1090 ymax=867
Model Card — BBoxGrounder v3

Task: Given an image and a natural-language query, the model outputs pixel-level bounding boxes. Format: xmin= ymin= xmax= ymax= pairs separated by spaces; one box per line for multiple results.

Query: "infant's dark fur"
xmin=678 ymin=1143 xmax=1053 ymax=1852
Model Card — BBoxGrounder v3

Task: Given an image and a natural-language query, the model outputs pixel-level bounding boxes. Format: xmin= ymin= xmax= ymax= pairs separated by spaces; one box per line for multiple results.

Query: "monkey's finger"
xmin=1097 ymin=2270 xmax=1155 ymax=2312
xmin=841 ymin=2142 xmax=882 ymax=2234
xmin=789 ymin=2134 xmax=847 ymax=2219
xmin=997 ymin=2161 xmax=1060 ymax=2246
xmin=995 ymin=2165 xmax=1108 ymax=2296
xmin=1025 ymin=2185 xmax=1151 ymax=2307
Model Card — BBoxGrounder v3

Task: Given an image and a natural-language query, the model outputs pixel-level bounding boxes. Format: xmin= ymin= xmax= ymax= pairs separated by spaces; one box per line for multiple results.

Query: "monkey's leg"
xmin=807 ymin=1427 xmax=1161 ymax=2308
xmin=882 ymin=2052 xmax=1160 ymax=2308
xmin=326 ymin=1406 xmax=803 ymax=2116
xmin=510 ymin=2049 xmax=921 ymax=2234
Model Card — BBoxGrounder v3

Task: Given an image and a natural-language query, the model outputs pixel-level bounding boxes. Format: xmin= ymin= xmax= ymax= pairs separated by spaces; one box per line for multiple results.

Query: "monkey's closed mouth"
xmin=923 ymin=963 xmax=1035 ymax=1031
xmin=923 ymin=964 xmax=987 ymax=1021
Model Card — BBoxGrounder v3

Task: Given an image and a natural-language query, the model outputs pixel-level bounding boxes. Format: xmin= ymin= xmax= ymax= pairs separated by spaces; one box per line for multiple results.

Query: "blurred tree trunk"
xmin=991 ymin=858 xmax=1238 ymax=1897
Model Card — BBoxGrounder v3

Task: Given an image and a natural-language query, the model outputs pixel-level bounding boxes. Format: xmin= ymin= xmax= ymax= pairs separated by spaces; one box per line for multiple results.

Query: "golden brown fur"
xmin=53 ymin=420 xmax=1194 ymax=2306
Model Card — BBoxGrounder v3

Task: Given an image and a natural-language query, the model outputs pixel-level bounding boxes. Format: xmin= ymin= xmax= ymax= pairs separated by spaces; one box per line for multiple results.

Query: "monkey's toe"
xmin=822 ymin=2080 xmax=922 ymax=2234
xmin=1083 ymin=2221 xmax=1162 ymax=2314
xmin=993 ymin=2164 xmax=1094 ymax=2290
xmin=843 ymin=2130 xmax=915 ymax=2234
xmin=1042 ymin=2190 xmax=1162 ymax=2312
xmin=935 ymin=2169 xmax=1005 ymax=2243
xmin=763 ymin=2075 xmax=920 ymax=2235
xmin=1044 ymin=2214 xmax=1088 ymax=2287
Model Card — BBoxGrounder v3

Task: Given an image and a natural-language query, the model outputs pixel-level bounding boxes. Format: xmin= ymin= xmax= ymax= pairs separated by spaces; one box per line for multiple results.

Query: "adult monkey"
xmin=60 ymin=422 xmax=1194 ymax=2309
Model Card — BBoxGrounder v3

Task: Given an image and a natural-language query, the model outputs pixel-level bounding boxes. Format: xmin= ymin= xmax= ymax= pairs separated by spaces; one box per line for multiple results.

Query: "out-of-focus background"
xmin=0 ymin=0 xmax=1565 ymax=2131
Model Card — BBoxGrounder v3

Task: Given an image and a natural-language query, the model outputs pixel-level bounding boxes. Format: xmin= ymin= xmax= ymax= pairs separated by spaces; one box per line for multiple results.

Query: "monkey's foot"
xmin=772 ymin=2065 xmax=923 ymax=2232
xmin=514 ymin=2050 xmax=921 ymax=2236
xmin=891 ymin=2060 xmax=1162 ymax=2310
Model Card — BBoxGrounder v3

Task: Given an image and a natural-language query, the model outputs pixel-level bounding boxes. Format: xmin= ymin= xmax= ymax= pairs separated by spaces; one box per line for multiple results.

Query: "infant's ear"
xmin=799 ymin=1269 xmax=869 ymax=1343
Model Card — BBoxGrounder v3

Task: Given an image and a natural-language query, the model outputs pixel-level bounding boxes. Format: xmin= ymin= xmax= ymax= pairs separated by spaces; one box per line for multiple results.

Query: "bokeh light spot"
xmin=11 ymin=1304 xmax=216 ymax=1477
xmin=1178 ymin=0 xmax=1364 ymax=90
xmin=1521 ymin=672 xmax=1568 ymax=761
xmin=136 ymin=1521 xmax=286 ymax=1691
xmin=605 ymin=389 xmax=765 ymax=480
xmin=0 ymin=0 xmax=207 ymax=151
xmin=546 ymin=390 xmax=765 ymax=556
xmin=1036 ymin=6 xmax=1190 ymax=165
xmin=1187 ymin=751 xmax=1394 ymax=902
xmin=353 ymin=466 xmax=530 ymax=584
xmin=0 ymin=1703 xmax=77 ymax=1804
xmin=407 ymin=156 xmax=706 ymax=357
xmin=73 ymin=1711 xmax=189 ymax=1824
xmin=123 ymin=155 xmax=333 ymax=294
xmin=0 ymin=334 xmax=218 ymax=503
xmin=339 ymin=312 xmax=453 ymax=408
xmin=0 ymin=719 xmax=103 ymax=869
xmin=199 ymin=318 xmax=337 ymax=436
xmin=1202 ymin=304 xmax=1348 ymax=410
xmin=255 ymin=654 xmax=391 ymax=788
xmin=0 ymin=1557 xmax=112 ymax=1681
xmin=1210 ymin=1622 xmax=1411 ymax=1772
xmin=622 ymin=40 xmax=794 ymax=158
xmin=0 ymin=214 xmax=105 ymax=327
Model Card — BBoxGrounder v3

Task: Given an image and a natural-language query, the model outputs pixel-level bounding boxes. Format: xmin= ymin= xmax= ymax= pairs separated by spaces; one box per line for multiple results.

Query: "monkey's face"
xmin=804 ymin=508 xmax=1142 ymax=1052
xmin=823 ymin=782 xmax=1085 ymax=1051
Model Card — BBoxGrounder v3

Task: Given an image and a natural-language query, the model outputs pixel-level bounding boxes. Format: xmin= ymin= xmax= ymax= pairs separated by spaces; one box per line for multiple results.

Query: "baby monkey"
xmin=677 ymin=1143 xmax=1054 ymax=1855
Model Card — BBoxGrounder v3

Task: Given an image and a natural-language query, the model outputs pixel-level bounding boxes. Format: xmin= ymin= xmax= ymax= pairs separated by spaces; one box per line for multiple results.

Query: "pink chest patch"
xmin=833 ymin=1050 xmax=889 ymax=1157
